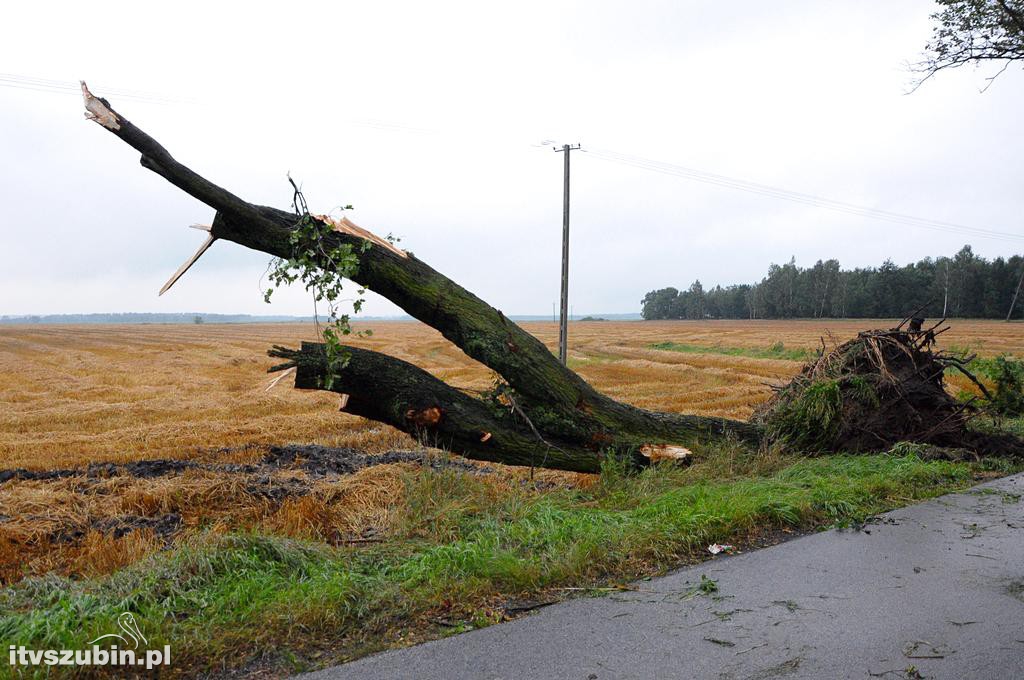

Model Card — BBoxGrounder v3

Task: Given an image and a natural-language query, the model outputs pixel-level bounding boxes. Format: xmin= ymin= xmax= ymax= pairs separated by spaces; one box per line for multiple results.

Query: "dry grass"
xmin=0 ymin=318 xmax=1020 ymax=584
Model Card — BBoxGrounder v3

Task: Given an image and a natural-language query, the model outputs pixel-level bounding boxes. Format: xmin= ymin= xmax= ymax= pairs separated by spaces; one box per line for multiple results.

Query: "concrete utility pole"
xmin=943 ymin=260 xmax=950 ymax=318
xmin=1008 ymin=259 xmax=1024 ymax=322
xmin=554 ymin=143 xmax=580 ymax=365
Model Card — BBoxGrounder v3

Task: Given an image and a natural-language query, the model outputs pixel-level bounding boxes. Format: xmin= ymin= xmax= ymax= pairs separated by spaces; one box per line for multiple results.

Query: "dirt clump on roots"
xmin=754 ymin=323 xmax=1023 ymax=456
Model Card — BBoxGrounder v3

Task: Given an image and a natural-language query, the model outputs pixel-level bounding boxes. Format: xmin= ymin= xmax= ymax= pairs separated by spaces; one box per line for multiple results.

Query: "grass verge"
xmin=0 ymin=448 xmax=1011 ymax=677
xmin=651 ymin=341 xmax=814 ymax=361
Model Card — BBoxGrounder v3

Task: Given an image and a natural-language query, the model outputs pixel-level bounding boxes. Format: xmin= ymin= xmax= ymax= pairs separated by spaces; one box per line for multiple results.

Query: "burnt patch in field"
xmin=0 ymin=467 xmax=80 ymax=484
xmin=103 ymin=459 xmax=204 ymax=478
xmin=1 ymin=445 xmax=488 ymax=488
xmin=0 ymin=459 xmax=203 ymax=484
xmin=93 ymin=513 xmax=183 ymax=540
xmin=243 ymin=474 xmax=313 ymax=501
xmin=0 ymin=444 xmax=502 ymax=584
xmin=50 ymin=513 xmax=184 ymax=545
xmin=264 ymin=445 xmax=490 ymax=477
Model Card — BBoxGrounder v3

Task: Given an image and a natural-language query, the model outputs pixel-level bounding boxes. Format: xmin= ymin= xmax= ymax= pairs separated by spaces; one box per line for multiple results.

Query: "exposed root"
xmin=754 ymin=323 xmax=1023 ymax=456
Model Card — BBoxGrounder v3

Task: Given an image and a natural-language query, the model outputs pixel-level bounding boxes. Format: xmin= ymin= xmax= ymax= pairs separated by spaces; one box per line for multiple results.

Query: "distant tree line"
xmin=0 ymin=313 xmax=313 ymax=324
xmin=641 ymin=246 xmax=1024 ymax=320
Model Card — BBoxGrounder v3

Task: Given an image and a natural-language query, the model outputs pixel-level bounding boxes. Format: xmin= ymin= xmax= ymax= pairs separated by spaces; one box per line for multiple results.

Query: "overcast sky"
xmin=2 ymin=0 xmax=1022 ymax=317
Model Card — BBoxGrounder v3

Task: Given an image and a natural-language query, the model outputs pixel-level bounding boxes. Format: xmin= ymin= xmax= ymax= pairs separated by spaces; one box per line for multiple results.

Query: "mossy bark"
xmin=270 ymin=343 xmax=608 ymax=471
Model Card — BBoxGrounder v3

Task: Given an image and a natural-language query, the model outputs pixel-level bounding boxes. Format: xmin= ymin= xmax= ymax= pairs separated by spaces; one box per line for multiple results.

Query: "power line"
xmin=280 ymin=117 xmax=1024 ymax=246
xmin=0 ymin=73 xmax=180 ymax=102
xmin=585 ymin=147 xmax=1024 ymax=243
xmin=7 ymin=71 xmax=1016 ymax=245
xmin=0 ymin=73 xmax=188 ymax=105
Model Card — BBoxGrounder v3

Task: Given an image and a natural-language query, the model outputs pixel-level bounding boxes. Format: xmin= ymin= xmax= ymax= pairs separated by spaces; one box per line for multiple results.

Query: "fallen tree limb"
xmin=269 ymin=342 xmax=608 ymax=471
xmin=83 ymin=82 xmax=760 ymax=471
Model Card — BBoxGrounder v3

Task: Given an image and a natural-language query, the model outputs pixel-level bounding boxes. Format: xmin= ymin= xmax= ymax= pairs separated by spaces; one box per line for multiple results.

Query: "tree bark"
xmin=269 ymin=342 xmax=612 ymax=471
xmin=83 ymin=83 xmax=762 ymax=472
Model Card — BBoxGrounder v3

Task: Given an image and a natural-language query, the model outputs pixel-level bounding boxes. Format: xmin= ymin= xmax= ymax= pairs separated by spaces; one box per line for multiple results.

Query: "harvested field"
xmin=4 ymin=319 xmax=1020 ymax=469
xmin=1 ymin=319 xmax=1020 ymax=585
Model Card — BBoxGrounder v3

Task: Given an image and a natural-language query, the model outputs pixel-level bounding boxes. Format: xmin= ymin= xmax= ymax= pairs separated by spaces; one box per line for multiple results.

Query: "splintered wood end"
xmin=81 ymin=81 xmax=121 ymax=130
xmin=319 ymin=215 xmax=408 ymax=258
xmin=639 ymin=444 xmax=692 ymax=463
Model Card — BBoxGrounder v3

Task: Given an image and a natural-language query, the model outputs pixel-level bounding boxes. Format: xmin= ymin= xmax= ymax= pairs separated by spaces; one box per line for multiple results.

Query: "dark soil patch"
xmin=0 ymin=467 xmax=79 ymax=484
xmin=263 ymin=445 xmax=491 ymax=477
xmin=93 ymin=513 xmax=183 ymax=541
xmin=1 ymin=446 xmax=492 ymax=548
xmin=0 ymin=446 xmax=489 ymax=487
xmin=51 ymin=513 xmax=183 ymax=544
xmin=0 ymin=460 xmax=204 ymax=484
xmin=243 ymin=474 xmax=312 ymax=501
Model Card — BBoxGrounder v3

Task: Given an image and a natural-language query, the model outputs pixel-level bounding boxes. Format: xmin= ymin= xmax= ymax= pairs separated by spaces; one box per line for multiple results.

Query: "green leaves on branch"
xmin=263 ymin=208 xmax=370 ymax=390
xmin=984 ymin=356 xmax=1024 ymax=417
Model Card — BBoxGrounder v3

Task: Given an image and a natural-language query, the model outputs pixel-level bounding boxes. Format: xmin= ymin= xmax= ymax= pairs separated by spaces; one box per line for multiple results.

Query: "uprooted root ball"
xmin=753 ymin=325 xmax=995 ymax=453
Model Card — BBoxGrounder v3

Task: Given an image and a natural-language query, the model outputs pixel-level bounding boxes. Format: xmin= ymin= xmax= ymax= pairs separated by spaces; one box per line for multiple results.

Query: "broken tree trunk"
xmin=269 ymin=342 xmax=608 ymax=471
xmin=82 ymin=82 xmax=760 ymax=473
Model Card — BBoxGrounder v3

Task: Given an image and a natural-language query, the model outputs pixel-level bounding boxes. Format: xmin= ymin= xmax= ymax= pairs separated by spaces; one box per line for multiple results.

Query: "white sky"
xmin=2 ymin=0 xmax=1022 ymax=317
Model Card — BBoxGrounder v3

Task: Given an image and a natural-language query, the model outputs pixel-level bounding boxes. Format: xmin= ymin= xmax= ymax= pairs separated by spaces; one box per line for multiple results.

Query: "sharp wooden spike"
xmin=159 ymin=235 xmax=216 ymax=296
xmin=265 ymin=366 xmax=296 ymax=392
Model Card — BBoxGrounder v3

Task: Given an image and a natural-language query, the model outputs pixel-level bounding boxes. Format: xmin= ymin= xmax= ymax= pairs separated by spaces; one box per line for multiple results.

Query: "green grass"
xmin=946 ymin=345 xmax=1020 ymax=378
xmin=0 ymin=450 xmax=1003 ymax=677
xmin=651 ymin=340 xmax=814 ymax=361
xmin=1000 ymin=416 xmax=1024 ymax=437
xmin=970 ymin=414 xmax=1024 ymax=439
xmin=566 ymin=349 xmax=625 ymax=369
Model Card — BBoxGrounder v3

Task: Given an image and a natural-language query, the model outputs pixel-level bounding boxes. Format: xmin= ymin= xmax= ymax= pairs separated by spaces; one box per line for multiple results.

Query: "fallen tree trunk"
xmin=82 ymin=83 xmax=760 ymax=472
xmin=269 ymin=342 xmax=609 ymax=471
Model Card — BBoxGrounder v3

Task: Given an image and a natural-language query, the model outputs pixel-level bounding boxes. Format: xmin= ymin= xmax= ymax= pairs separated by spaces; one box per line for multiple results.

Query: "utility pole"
xmin=1008 ymin=259 xmax=1024 ymax=322
xmin=942 ymin=260 xmax=949 ymax=318
xmin=554 ymin=143 xmax=580 ymax=365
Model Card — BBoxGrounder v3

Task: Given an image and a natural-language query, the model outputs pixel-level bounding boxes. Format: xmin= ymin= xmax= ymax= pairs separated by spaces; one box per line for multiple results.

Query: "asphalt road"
xmin=302 ymin=473 xmax=1024 ymax=680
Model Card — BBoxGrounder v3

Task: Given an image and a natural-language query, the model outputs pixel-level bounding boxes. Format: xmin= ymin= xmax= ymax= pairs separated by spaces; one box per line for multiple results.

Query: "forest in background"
xmin=641 ymin=246 xmax=1024 ymax=320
